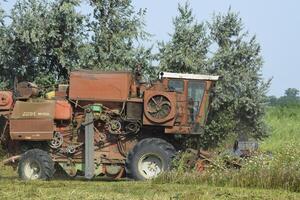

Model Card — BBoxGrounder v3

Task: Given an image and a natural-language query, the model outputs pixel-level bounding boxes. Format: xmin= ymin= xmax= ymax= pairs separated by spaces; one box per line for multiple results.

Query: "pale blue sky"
xmin=2 ymin=0 xmax=300 ymax=96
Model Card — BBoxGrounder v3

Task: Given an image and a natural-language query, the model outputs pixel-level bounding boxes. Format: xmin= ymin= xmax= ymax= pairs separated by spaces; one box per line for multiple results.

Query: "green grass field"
xmin=1 ymin=170 xmax=300 ymax=200
xmin=261 ymin=106 xmax=300 ymax=152
xmin=0 ymin=106 xmax=299 ymax=200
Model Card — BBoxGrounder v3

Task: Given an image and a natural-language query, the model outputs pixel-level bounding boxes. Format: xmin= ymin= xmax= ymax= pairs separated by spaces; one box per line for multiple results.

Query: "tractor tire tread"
xmin=125 ymin=138 xmax=176 ymax=180
xmin=18 ymin=148 xmax=55 ymax=180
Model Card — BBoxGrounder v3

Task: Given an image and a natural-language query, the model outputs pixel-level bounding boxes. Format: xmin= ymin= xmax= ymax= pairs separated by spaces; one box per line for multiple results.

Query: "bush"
xmin=155 ymin=146 xmax=300 ymax=192
xmin=154 ymin=106 xmax=300 ymax=192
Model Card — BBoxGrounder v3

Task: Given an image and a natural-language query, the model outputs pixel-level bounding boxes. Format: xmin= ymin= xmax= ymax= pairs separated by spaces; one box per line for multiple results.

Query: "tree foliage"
xmin=159 ymin=4 xmax=269 ymax=147
xmin=159 ymin=3 xmax=210 ymax=73
xmin=83 ymin=0 xmax=155 ymax=77
xmin=0 ymin=3 xmax=10 ymax=89
xmin=0 ymin=0 xmax=85 ymax=88
xmin=285 ymin=88 xmax=299 ymax=98
xmin=206 ymin=10 xmax=269 ymax=145
xmin=268 ymin=88 xmax=300 ymax=107
xmin=0 ymin=0 xmax=156 ymax=89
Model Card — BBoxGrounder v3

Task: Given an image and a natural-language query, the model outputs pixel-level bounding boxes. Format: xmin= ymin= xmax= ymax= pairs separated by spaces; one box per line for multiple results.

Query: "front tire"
xmin=18 ymin=149 xmax=55 ymax=180
xmin=125 ymin=138 xmax=176 ymax=180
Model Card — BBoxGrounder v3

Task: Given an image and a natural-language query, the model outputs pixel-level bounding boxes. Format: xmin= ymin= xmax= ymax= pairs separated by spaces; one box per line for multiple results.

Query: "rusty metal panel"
xmin=165 ymin=126 xmax=191 ymax=134
xmin=55 ymin=100 xmax=72 ymax=120
xmin=10 ymin=101 xmax=55 ymax=140
xmin=0 ymin=91 xmax=13 ymax=110
xmin=10 ymin=118 xmax=54 ymax=140
xmin=11 ymin=101 xmax=55 ymax=119
xmin=69 ymin=70 xmax=132 ymax=102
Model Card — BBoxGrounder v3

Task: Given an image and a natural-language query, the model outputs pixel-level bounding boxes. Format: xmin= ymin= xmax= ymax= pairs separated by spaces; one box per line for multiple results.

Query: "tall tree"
xmin=285 ymin=88 xmax=299 ymax=98
xmin=85 ymin=0 xmax=155 ymax=76
xmin=159 ymin=2 xmax=210 ymax=73
xmin=0 ymin=5 xmax=8 ymax=89
xmin=276 ymin=88 xmax=300 ymax=106
xmin=0 ymin=0 xmax=85 ymax=88
xmin=205 ymin=10 xmax=269 ymax=146
xmin=159 ymin=4 xmax=269 ymax=147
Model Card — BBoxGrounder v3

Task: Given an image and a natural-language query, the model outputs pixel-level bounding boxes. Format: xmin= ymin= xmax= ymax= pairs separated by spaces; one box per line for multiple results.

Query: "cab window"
xmin=188 ymin=80 xmax=205 ymax=123
xmin=168 ymin=79 xmax=184 ymax=93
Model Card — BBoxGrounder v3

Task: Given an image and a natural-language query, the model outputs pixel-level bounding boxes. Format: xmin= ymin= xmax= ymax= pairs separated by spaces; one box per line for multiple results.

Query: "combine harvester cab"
xmin=1 ymin=70 xmax=219 ymax=181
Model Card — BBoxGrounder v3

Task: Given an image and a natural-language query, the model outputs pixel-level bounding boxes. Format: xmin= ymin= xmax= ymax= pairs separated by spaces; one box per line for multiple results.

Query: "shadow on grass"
xmin=0 ymin=175 xmax=132 ymax=184
xmin=52 ymin=174 xmax=131 ymax=182
xmin=0 ymin=170 xmax=132 ymax=182
xmin=0 ymin=175 xmax=18 ymax=180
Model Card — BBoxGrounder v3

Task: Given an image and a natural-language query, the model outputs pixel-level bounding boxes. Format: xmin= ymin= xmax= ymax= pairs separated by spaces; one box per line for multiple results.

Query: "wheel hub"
xmin=24 ymin=161 xmax=41 ymax=180
xmin=138 ymin=154 xmax=163 ymax=179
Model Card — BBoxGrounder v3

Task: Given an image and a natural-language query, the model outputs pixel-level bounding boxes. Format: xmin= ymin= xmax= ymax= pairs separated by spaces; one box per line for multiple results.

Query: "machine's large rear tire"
xmin=125 ymin=138 xmax=176 ymax=180
xmin=18 ymin=149 xmax=55 ymax=180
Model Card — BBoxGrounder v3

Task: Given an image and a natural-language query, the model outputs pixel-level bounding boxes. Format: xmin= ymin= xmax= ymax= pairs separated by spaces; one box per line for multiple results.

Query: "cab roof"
xmin=159 ymin=72 xmax=219 ymax=81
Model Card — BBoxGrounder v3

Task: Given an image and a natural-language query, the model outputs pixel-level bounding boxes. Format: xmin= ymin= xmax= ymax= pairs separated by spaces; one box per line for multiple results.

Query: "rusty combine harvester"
xmin=0 ymin=70 xmax=219 ymax=180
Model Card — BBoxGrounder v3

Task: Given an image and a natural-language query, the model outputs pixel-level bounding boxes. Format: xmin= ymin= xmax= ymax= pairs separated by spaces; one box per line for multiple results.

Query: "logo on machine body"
xmin=22 ymin=112 xmax=50 ymax=117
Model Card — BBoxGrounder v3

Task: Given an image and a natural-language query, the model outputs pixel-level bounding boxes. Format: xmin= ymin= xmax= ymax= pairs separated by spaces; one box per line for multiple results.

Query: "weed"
xmin=155 ymin=106 xmax=300 ymax=192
